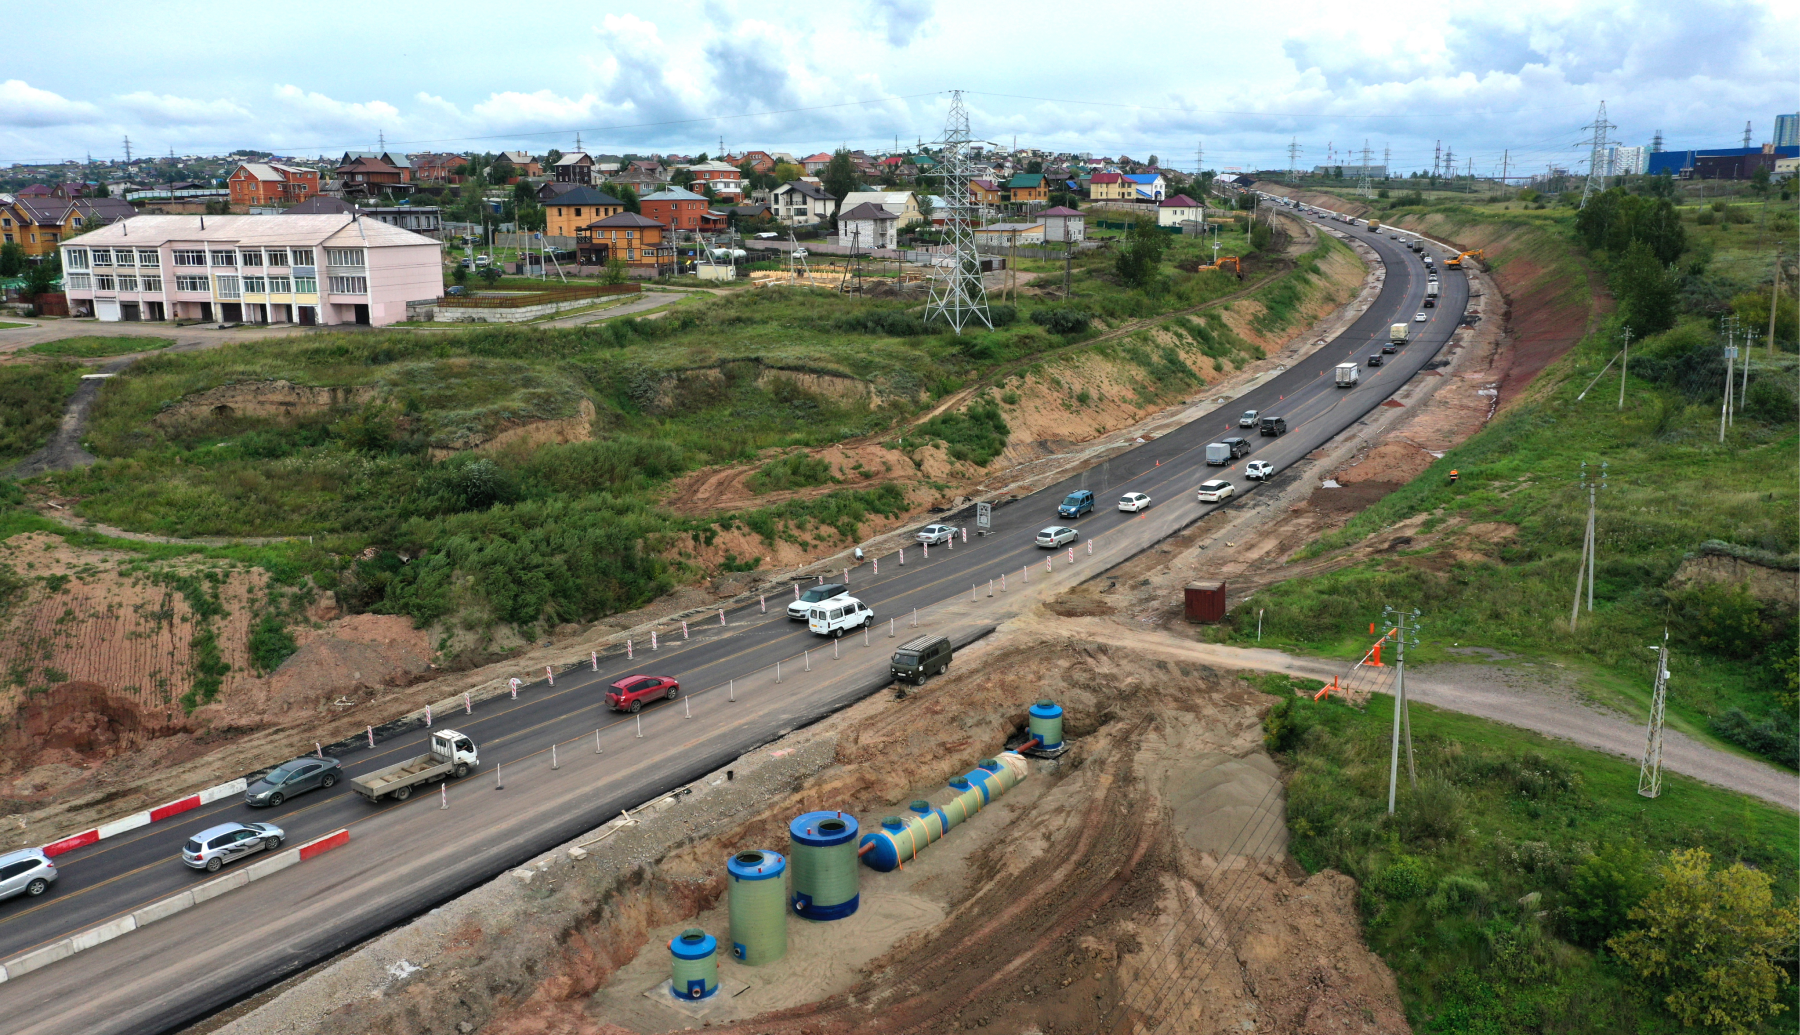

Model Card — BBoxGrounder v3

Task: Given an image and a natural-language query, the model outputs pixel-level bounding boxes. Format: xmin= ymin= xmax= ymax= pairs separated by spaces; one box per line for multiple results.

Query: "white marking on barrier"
xmin=873 ymin=556 xmax=878 ymax=574
xmin=1068 ymin=547 xmax=1075 ymax=564
xmin=794 ymin=584 xmax=801 ymax=600
xmin=899 ymin=547 xmax=905 ymax=565
xmin=682 ymin=621 xmax=689 ymax=639
xmin=923 ymin=542 xmax=929 ymax=559
xmin=962 ymin=526 xmax=968 ymax=543
xmin=546 ymin=665 xmax=554 ymax=685
xmin=95 ymin=814 xmax=150 ymax=840
xmin=1087 ymin=538 xmax=1093 ymax=555
xmin=626 ymin=640 xmax=634 ymax=660
xmin=591 ymin=651 xmax=598 ymax=671
xmin=440 ymin=783 xmax=448 ymax=809
xmin=315 ymin=741 xmax=323 ymax=759
xmin=652 ymin=631 xmax=658 ymax=650
xmin=463 ymin=692 xmax=471 ymax=714
xmin=719 ymin=609 xmax=726 ymax=626
xmin=425 ymin=705 xmax=432 ymax=727
xmin=367 ymin=725 xmax=375 ymax=749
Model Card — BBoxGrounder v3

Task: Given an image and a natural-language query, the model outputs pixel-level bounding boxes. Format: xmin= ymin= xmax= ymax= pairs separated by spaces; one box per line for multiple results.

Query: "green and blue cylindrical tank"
xmin=789 ymin=811 xmax=860 ymax=920
xmin=727 ymin=849 xmax=787 ymax=965
xmin=1028 ymin=699 xmax=1064 ymax=750
xmin=859 ymin=754 xmax=1030 ymax=872
xmin=669 ymin=928 xmax=719 ymax=1000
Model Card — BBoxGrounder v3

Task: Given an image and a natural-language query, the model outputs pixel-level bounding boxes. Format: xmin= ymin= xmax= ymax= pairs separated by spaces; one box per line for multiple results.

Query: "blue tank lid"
xmin=909 ymin=800 xmax=933 ymax=814
xmin=789 ymin=811 xmax=859 ymax=847
xmin=726 ymin=849 xmax=786 ymax=881
xmin=670 ymin=929 xmax=717 ymax=960
xmin=1029 ymin=699 xmax=1063 ymax=719
xmin=948 ymin=776 xmax=971 ymax=790
xmin=978 ymin=758 xmax=1001 ymax=772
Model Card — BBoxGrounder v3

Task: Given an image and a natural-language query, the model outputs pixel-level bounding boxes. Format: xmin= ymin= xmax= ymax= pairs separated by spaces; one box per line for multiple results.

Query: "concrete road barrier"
xmin=0 ymin=828 xmax=349 ymax=985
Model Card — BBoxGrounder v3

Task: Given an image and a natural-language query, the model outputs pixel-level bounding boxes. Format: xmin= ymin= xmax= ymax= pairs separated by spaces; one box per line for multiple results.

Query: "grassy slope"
xmin=11 ymin=223 xmax=1331 ymax=637
xmin=25 ymin=336 xmax=173 ymax=358
xmin=0 ymin=361 xmax=83 ymax=464
xmin=1264 ymin=683 xmax=1796 ymax=1035
xmin=1224 ymin=198 xmax=1797 ymax=768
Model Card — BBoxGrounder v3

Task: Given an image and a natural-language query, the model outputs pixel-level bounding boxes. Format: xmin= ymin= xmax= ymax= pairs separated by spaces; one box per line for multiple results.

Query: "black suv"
xmin=1259 ymin=416 xmax=1287 ymax=437
xmin=1220 ymin=436 xmax=1252 ymax=458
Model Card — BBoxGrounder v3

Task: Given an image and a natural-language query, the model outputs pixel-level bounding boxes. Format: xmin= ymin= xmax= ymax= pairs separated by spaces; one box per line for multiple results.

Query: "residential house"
xmin=1040 ymin=206 xmax=1085 ymax=243
xmin=971 ymin=179 xmax=1006 ymax=206
xmin=740 ymin=151 xmax=776 ymax=173
xmin=727 ymin=203 xmax=773 ymax=224
xmin=605 ymin=171 xmax=669 ymax=199
xmin=544 ymin=187 xmax=626 ymax=239
xmin=409 ymin=154 xmax=468 ymax=184
xmin=972 ymin=222 xmax=1045 ymax=247
xmin=801 ymin=152 xmax=834 ymax=174
xmin=640 ymin=187 xmax=713 ymax=232
xmin=1087 ymin=172 xmax=1128 ymax=201
xmin=2 ymin=195 xmax=135 ymax=259
xmin=628 ymin=159 xmax=664 ymax=177
xmin=770 ymin=180 xmax=838 ymax=227
xmin=335 ymin=156 xmax=412 ymax=195
xmin=60 ymin=213 xmax=441 ymax=326
xmin=554 ymin=152 xmax=595 ymax=184
xmin=838 ymin=190 xmax=920 ymax=225
xmin=577 ymin=211 xmax=670 ymax=271
xmin=227 ymin=162 xmax=319 ymax=206
xmin=1124 ymin=173 xmax=1166 ymax=201
xmin=1006 ymin=173 xmax=1049 ymax=206
xmin=337 ymin=151 xmax=407 ymax=170
xmin=686 ymin=161 xmax=744 ymax=200
xmin=537 ymin=181 xmax=585 ymax=203
xmin=500 ymin=151 xmax=543 ymax=176
xmin=836 ymin=202 xmax=898 ymax=250
xmin=1157 ymin=194 xmax=1202 ymax=226
xmin=284 ymin=196 xmax=442 ymax=237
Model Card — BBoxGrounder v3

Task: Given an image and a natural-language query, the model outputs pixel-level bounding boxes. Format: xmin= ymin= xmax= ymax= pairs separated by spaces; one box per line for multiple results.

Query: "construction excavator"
xmin=1197 ymin=255 xmax=1243 ymax=280
xmin=1446 ymin=248 xmax=1484 ymax=270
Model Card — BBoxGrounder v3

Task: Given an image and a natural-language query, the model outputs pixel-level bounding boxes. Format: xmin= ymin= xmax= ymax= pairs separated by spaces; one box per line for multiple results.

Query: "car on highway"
xmin=1414 ymin=312 xmax=1428 ymax=322
xmin=916 ymin=524 xmax=958 ymax=545
xmin=0 ymin=847 xmax=57 ymax=901
xmin=1244 ymin=461 xmax=1275 ymax=481
xmin=1238 ymin=409 xmax=1259 ymax=427
xmin=1259 ymin=416 xmax=1287 ymax=437
xmin=1057 ymin=490 xmax=1095 ymax=518
xmin=182 ymin=821 xmax=284 ymax=873
xmin=1381 ymin=343 xmax=1397 ymax=354
xmin=788 ymin=582 xmax=849 ymax=620
xmin=607 ymin=674 xmax=679 ymax=712
xmin=1196 ymin=480 xmax=1235 ymax=503
xmin=1035 ymin=526 xmax=1079 ymax=548
xmin=809 ymin=596 xmax=873 ymax=637
xmin=1367 ymin=353 xmax=1384 ymax=367
xmin=1118 ymin=492 xmax=1152 ymax=513
xmin=245 ymin=755 xmax=345 ymax=807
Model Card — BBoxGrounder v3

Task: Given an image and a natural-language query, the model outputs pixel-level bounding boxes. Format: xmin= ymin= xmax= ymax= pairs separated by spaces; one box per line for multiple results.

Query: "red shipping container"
xmin=1184 ymin=581 xmax=1226 ymax=623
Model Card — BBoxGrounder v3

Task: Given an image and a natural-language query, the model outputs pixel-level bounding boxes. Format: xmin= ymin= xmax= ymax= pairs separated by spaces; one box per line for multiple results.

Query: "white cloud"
xmin=0 ymin=80 xmax=100 ymax=128
xmin=113 ymin=91 xmax=252 ymax=127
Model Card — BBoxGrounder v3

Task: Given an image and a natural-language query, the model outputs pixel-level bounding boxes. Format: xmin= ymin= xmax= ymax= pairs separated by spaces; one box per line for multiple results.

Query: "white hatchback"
xmin=809 ymin=597 xmax=874 ymax=638
xmin=1196 ymin=480 xmax=1235 ymax=503
xmin=1035 ymin=526 xmax=1079 ymax=548
xmin=1244 ymin=460 xmax=1275 ymax=480
xmin=1118 ymin=492 xmax=1152 ymax=513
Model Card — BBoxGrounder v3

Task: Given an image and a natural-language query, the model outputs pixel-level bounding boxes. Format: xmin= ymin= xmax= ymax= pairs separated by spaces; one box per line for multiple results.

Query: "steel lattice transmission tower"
xmin=1358 ymin=140 xmax=1374 ymax=197
xmin=924 ymin=90 xmax=992 ymax=334
xmin=1580 ymin=101 xmax=1615 ymax=208
xmin=1637 ymin=631 xmax=1671 ymax=798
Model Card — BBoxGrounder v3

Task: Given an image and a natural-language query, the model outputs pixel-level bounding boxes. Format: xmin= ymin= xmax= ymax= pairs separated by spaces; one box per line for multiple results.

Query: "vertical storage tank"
xmin=726 ymin=850 xmax=787 ymax=965
xmin=1028 ymin=699 xmax=1064 ymax=750
xmin=789 ymin=812 xmax=860 ymax=920
xmin=668 ymin=928 xmax=718 ymax=1000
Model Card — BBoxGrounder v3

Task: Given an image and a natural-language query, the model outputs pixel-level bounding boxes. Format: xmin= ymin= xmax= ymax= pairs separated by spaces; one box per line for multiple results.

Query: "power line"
xmin=967 ymin=90 xmax=1584 ymax=120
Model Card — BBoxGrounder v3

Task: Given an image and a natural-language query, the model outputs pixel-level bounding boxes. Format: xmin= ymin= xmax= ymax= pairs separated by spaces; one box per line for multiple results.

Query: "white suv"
xmin=809 ymin=597 xmax=874 ymax=638
xmin=1244 ymin=460 xmax=1275 ymax=480
xmin=1118 ymin=492 xmax=1152 ymax=513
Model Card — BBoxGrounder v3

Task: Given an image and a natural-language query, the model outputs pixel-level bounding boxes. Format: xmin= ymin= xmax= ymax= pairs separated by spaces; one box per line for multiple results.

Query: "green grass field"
xmin=1264 ymin=683 xmax=1796 ymax=1035
xmin=0 ymin=361 xmax=83 ymax=463
xmin=25 ymin=336 xmax=174 ymax=358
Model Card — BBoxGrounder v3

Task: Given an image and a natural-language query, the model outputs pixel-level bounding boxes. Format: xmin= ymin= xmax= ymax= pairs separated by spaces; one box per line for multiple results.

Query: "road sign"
xmin=975 ymin=502 xmax=992 ymax=531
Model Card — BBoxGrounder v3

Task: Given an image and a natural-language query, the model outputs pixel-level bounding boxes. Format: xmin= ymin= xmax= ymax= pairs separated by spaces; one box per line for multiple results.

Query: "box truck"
xmin=1425 ymin=281 xmax=1439 ymax=307
xmin=1334 ymin=362 xmax=1360 ymax=388
xmin=1390 ymin=323 xmax=1409 ymax=344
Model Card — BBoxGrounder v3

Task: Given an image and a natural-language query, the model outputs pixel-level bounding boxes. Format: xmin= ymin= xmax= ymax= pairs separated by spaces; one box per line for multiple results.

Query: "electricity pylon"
xmin=923 ymin=90 xmax=992 ymax=334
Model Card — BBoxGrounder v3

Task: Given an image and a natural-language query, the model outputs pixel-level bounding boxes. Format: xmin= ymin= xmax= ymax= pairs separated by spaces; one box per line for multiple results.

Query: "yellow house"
xmin=1086 ymin=173 xmax=1129 ymax=201
xmin=3 ymin=195 xmax=136 ymax=259
xmin=544 ymin=187 xmax=625 ymax=239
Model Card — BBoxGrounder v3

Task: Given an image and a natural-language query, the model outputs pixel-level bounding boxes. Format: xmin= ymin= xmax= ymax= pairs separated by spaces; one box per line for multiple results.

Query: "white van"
xmin=809 ymin=596 xmax=874 ymax=638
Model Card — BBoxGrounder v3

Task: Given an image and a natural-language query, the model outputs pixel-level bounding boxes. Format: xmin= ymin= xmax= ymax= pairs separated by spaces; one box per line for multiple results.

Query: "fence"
xmin=437 ymin=283 xmax=638 ymax=309
xmin=496 ymin=232 xmax=576 ymax=251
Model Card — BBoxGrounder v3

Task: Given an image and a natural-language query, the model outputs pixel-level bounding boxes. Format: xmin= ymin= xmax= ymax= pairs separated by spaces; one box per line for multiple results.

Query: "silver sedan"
xmin=1036 ymin=526 xmax=1079 ymax=548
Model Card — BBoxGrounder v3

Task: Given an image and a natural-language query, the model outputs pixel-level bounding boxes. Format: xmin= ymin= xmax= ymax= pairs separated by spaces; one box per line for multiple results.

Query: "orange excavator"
xmin=1446 ymin=248 xmax=1484 ymax=270
xmin=1197 ymin=255 xmax=1243 ymax=280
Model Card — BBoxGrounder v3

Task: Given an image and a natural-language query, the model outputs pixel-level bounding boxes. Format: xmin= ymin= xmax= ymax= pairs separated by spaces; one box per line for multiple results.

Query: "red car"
xmin=607 ymin=674 xmax=679 ymax=713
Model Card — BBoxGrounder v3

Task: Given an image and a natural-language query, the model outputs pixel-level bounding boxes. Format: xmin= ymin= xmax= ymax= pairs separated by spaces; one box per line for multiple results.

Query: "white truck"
xmin=1334 ymin=362 xmax=1361 ymax=388
xmin=1425 ymin=281 xmax=1439 ymax=308
xmin=352 ymin=729 xmax=480 ymax=802
xmin=1390 ymin=323 xmax=1409 ymax=344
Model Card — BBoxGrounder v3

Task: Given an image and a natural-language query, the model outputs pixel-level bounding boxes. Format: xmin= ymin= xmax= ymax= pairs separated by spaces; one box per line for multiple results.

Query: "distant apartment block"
xmin=227 ymin=162 xmax=319 ymax=206
xmin=60 ymin=214 xmax=442 ymax=326
xmin=1776 ymin=114 xmax=1799 ymax=149
xmin=1598 ymin=145 xmax=1648 ymax=176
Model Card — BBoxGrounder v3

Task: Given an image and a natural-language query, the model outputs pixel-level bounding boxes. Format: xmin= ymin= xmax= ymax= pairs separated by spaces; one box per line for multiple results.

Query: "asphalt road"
xmin=0 ymin=206 xmax=1468 ymax=1034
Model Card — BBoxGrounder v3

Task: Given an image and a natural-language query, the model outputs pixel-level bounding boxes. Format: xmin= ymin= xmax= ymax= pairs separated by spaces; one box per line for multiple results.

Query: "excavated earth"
xmin=205 ymin=617 xmax=1407 ymax=1035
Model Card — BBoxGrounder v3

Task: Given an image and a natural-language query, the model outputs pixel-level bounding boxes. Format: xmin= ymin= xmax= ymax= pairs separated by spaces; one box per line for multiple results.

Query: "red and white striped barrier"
xmin=43 ymin=777 xmax=250 ymax=858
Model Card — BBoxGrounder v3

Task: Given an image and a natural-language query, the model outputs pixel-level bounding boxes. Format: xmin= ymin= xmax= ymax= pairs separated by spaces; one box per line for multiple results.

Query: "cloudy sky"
xmin=3 ymin=0 xmax=1793 ymax=175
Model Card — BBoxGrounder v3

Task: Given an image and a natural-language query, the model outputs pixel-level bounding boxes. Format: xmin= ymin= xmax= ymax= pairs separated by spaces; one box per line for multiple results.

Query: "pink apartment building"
xmin=59 ymin=214 xmax=442 ymax=327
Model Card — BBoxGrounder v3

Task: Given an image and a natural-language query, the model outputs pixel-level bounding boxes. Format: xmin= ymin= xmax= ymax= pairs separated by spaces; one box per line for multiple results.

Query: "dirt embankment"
xmin=213 ymin=621 xmax=1406 ymax=1035
xmin=0 ymin=533 xmax=430 ymax=831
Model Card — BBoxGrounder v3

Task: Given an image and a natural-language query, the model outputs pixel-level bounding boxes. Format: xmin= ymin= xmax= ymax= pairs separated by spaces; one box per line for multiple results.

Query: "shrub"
xmin=747 ymin=452 xmax=837 ymax=494
xmin=1709 ymin=706 xmax=1799 ymax=768
xmin=918 ymin=399 xmax=1009 ymax=466
xmin=1561 ymin=843 xmax=1653 ymax=948
xmin=1375 ymin=855 xmax=1432 ymax=900
xmin=1261 ymin=694 xmax=1315 ymax=752
xmin=1427 ymin=874 xmax=1492 ymax=918
xmin=247 ymin=612 xmax=299 ymax=675
xmin=1030 ymin=306 xmax=1093 ymax=335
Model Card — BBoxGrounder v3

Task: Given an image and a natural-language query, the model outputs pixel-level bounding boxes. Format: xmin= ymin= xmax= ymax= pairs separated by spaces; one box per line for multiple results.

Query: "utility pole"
xmin=1286 ymin=138 xmax=1301 ymax=182
xmin=1569 ymin=461 xmax=1606 ymax=629
xmin=1383 ymin=144 xmax=1391 ymax=184
xmin=1637 ymin=631 xmax=1671 ymax=799
xmin=1501 ymin=149 xmax=1510 ymax=186
xmin=1358 ymin=140 xmax=1373 ymax=197
xmin=1742 ymin=121 xmax=1753 ymax=148
xmin=1384 ymin=607 xmax=1421 ymax=814
xmin=1772 ymin=254 xmax=1785 ymax=356
xmin=1618 ymin=326 xmax=1632 ymax=409
xmin=122 ymin=135 xmax=132 ymax=164
xmin=1720 ymin=316 xmax=1737 ymax=440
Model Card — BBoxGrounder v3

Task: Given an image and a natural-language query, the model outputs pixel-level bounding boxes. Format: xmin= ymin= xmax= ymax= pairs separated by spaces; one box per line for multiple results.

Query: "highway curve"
xmin=0 ymin=206 xmax=1470 ymax=1035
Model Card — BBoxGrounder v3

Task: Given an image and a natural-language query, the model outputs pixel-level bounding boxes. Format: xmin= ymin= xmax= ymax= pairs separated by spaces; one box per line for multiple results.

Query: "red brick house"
xmin=228 ymin=162 xmax=319 ymax=206
xmin=640 ymin=187 xmax=711 ymax=230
